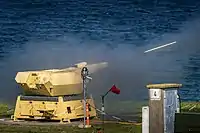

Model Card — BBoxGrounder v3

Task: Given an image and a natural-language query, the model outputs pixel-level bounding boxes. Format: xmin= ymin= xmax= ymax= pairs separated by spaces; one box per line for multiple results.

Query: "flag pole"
xmin=101 ymin=85 xmax=120 ymax=133
xmin=101 ymin=89 xmax=110 ymax=133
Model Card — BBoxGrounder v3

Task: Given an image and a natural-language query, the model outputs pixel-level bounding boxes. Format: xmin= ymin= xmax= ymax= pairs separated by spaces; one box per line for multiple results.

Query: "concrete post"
xmin=142 ymin=106 xmax=149 ymax=133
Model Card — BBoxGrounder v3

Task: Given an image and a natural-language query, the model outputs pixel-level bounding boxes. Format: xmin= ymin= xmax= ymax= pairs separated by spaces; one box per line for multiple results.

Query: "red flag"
xmin=110 ymin=85 xmax=120 ymax=94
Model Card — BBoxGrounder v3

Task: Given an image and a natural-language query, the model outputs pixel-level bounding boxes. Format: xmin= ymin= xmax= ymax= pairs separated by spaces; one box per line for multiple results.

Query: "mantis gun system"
xmin=12 ymin=62 xmax=107 ymax=123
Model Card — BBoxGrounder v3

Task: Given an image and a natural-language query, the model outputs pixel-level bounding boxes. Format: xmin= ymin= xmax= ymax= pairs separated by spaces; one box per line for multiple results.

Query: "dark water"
xmin=0 ymin=0 xmax=200 ymax=104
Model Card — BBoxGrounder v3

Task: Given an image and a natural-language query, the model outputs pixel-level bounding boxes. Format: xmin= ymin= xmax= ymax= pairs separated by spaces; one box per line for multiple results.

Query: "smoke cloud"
xmin=0 ymin=18 xmax=200 ymax=111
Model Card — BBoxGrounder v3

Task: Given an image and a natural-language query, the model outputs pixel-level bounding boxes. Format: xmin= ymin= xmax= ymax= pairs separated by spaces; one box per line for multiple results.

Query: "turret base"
xmin=12 ymin=95 xmax=97 ymax=123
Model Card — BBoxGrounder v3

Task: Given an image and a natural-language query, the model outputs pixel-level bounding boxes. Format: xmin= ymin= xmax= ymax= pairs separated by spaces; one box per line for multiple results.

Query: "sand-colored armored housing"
xmin=12 ymin=62 xmax=108 ymax=123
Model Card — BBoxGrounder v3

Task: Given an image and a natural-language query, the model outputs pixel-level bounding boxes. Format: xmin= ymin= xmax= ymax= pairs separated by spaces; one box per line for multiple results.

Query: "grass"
xmin=95 ymin=100 xmax=147 ymax=121
xmin=0 ymin=104 xmax=8 ymax=115
xmin=0 ymin=123 xmax=141 ymax=133
xmin=180 ymin=102 xmax=200 ymax=112
xmin=0 ymin=103 xmax=13 ymax=118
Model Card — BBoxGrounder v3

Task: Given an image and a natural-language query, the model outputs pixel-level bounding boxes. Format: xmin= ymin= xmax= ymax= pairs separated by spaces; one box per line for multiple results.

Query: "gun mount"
xmin=12 ymin=62 xmax=108 ymax=123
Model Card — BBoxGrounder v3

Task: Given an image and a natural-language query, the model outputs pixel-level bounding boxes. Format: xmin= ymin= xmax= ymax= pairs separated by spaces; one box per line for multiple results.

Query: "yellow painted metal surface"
xmin=15 ymin=62 xmax=108 ymax=96
xmin=146 ymin=83 xmax=182 ymax=89
xmin=13 ymin=95 xmax=97 ymax=122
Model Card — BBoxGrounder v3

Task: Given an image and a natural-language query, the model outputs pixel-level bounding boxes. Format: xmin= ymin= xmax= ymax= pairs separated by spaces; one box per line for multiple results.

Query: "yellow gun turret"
xmin=15 ymin=62 xmax=108 ymax=96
